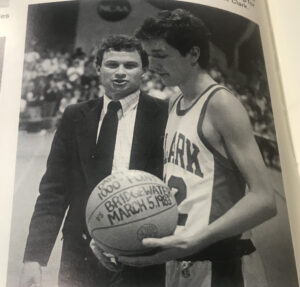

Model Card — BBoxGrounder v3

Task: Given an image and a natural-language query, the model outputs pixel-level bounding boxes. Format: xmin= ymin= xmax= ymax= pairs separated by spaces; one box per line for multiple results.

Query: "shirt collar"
xmin=103 ymin=90 xmax=140 ymax=117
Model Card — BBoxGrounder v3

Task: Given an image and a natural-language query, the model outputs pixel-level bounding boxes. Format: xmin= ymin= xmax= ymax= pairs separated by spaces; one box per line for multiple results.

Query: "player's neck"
xmin=179 ymin=71 xmax=216 ymax=106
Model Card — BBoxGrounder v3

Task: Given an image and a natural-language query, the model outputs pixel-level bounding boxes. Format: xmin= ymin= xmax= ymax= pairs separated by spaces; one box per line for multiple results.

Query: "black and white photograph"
xmin=5 ymin=0 xmax=299 ymax=287
xmin=0 ymin=37 xmax=5 ymax=90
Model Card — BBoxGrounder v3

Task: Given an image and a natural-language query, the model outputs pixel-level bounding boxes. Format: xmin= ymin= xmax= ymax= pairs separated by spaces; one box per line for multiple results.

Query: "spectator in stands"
xmin=34 ymin=76 xmax=47 ymax=102
xmin=82 ymin=58 xmax=98 ymax=86
xmin=41 ymin=50 xmax=59 ymax=76
xmin=67 ymin=58 xmax=84 ymax=82
xmin=73 ymin=47 xmax=86 ymax=61
xmin=23 ymin=80 xmax=41 ymax=120
xmin=23 ymin=62 xmax=38 ymax=83
xmin=56 ymin=52 xmax=69 ymax=74
xmin=88 ymin=78 xmax=100 ymax=100
xmin=42 ymin=78 xmax=61 ymax=117
xmin=58 ymin=89 xmax=78 ymax=115
xmin=24 ymin=40 xmax=40 ymax=64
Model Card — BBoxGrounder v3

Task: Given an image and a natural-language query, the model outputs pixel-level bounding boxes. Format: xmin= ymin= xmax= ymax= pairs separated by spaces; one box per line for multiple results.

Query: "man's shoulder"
xmin=64 ymin=98 xmax=102 ymax=116
xmin=139 ymin=92 xmax=168 ymax=114
xmin=205 ymin=86 xmax=251 ymax=134
xmin=207 ymin=87 xmax=243 ymax=115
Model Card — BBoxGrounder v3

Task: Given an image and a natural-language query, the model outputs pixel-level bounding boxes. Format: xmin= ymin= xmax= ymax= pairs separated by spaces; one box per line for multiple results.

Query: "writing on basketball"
xmin=94 ymin=182 xmax=174 ymax=226
xmin=96 ymin=170 xmax=163 ymax=195
xmin=96 ymin=177 xmax=169 ymax=201
xmin=86 ymin=170 xmax=178 ymax=256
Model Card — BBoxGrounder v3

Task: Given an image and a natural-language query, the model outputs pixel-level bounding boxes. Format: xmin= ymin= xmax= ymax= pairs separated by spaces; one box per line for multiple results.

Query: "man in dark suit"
xmin=20 ymin=35 xmax=168 ymax=287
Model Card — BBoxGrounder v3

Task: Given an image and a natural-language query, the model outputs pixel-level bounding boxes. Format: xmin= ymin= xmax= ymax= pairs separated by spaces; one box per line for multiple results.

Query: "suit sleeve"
xmin=23 ymin=107 xmax=73 ymax=266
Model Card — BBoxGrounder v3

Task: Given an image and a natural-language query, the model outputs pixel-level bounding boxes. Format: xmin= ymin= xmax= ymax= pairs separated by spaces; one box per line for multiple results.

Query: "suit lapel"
xmin=75 ymin=94 xmax=159 ymax=188
xmin=75 ymin=98 xmax=103 ymax=188
xmin=130 ymin=93 xmax=157 ymax=170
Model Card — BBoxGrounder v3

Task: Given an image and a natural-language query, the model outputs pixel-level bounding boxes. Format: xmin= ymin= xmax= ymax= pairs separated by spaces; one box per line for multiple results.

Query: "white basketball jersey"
xmin=164 ymin=84 xmax=246 ymax=234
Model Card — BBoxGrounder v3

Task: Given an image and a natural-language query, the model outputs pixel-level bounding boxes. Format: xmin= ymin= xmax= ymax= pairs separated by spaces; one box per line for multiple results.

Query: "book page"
xmin=262 ymin=0 xmax=300 ymax=278
xmin=0 ymin=0 xmax=299 ymax=286
xmin=266 ymin=0 xmax=300 ymax=173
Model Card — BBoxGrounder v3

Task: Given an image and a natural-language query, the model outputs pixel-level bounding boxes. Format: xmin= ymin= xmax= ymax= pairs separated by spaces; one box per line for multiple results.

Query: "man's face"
xmin=142 ymin=39 xmax=192 ymax=87
xmin=99 ymin=49 xmax=144 ymax=100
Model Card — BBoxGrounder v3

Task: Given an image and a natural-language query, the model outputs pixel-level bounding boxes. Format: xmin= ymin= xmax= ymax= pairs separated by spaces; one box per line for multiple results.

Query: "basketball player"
xmin=118 ymin=9 xmax=277 ymax=287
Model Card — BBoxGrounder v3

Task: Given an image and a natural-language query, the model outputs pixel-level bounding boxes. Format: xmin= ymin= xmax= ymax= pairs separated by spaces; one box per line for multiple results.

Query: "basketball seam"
xmin=93 ymin=236 xmax=153 ymax=254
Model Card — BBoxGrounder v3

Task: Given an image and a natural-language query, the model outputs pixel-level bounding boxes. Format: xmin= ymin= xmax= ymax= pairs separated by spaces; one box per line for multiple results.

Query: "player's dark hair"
xmin=135 ymin=9 xmax=211 ymax=69
xmin=95 ymin=34 xmax=149 ymax=68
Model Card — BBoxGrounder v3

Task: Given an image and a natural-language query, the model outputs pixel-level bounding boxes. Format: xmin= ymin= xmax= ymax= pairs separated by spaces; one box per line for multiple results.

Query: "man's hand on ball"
xmin=90 ymin=239 xmax=123 ymax=272
xmin=118 ymin=232 xmax=207 ymax=267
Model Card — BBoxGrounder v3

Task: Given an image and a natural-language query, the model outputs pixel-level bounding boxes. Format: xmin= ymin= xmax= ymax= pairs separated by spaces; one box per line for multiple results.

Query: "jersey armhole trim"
xmin=197 ymin=87 xmax=237 ymax=170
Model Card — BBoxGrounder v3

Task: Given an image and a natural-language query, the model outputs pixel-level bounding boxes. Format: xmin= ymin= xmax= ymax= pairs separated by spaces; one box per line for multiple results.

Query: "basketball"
xmin=86 ymin=170 xmax=178 ymax=256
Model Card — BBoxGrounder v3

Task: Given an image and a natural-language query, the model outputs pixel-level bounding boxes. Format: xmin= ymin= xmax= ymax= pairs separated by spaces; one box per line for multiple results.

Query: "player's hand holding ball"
xmin=86 ymin=170 xmax=178 ymax=260
xmin=118 ymin=228 xmax=208 ymax=267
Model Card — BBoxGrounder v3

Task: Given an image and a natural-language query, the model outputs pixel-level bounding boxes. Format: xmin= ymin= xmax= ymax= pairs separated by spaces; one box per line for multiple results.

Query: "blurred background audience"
xmin=19 ymin=41 xmax=280 ymax=169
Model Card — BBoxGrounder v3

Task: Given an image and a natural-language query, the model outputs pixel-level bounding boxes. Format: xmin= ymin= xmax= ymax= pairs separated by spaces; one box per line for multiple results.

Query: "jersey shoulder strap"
xmin=168 ymin=93 xmax=182 ymax=114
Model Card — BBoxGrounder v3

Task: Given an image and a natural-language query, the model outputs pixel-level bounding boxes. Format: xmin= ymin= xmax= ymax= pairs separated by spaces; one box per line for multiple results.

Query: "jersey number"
xmin=167 ymin=176 xmax=188 ymax=226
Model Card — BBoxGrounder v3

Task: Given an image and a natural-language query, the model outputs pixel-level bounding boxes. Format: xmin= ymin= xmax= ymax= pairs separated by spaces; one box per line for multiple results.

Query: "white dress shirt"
xmin=96 ymin=90 xmax=140 ymax=171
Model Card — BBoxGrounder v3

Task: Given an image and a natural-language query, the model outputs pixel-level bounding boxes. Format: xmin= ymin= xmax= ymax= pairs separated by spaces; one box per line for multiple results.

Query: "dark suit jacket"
xmin=24 ymin=93 xmax=168 ymax=287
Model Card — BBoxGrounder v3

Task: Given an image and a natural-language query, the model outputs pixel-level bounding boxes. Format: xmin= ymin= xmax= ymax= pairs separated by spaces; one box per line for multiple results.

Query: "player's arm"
xmin=197 ymin=90 xmax=277 ymax=242
xmin=118 ymin=91 xmax=277 ymax=266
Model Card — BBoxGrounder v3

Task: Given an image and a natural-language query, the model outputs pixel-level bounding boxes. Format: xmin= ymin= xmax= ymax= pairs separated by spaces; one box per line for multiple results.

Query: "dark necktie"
xmin=95 ymin=100 xmax=122 ymax=180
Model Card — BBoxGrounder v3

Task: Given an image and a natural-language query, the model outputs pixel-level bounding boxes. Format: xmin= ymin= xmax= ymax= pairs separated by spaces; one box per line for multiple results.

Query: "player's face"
xmin=142 ymin=39 xmax=192 ymax=87
xmin=99 ymin=49 xmax=144 ymax=100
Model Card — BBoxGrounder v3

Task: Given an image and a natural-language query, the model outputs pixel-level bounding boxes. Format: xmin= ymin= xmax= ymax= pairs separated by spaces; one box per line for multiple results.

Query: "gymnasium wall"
xmin=75 ymin=0 xmax=159 ymax=53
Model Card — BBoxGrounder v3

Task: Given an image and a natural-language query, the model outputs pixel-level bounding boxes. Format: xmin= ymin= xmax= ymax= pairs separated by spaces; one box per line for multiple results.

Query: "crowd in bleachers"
xmin=20 ymin=45 xmax=179 ymax=120
xmin=208 ymin=62 xmax=276 ymax=141
xmin=21 ymin=46 xmax=100 ymax=119
xmin=208 ymin=61 xmax=279 ymax=168
xmin=19 ymin=45 xmax=280 ymax=168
